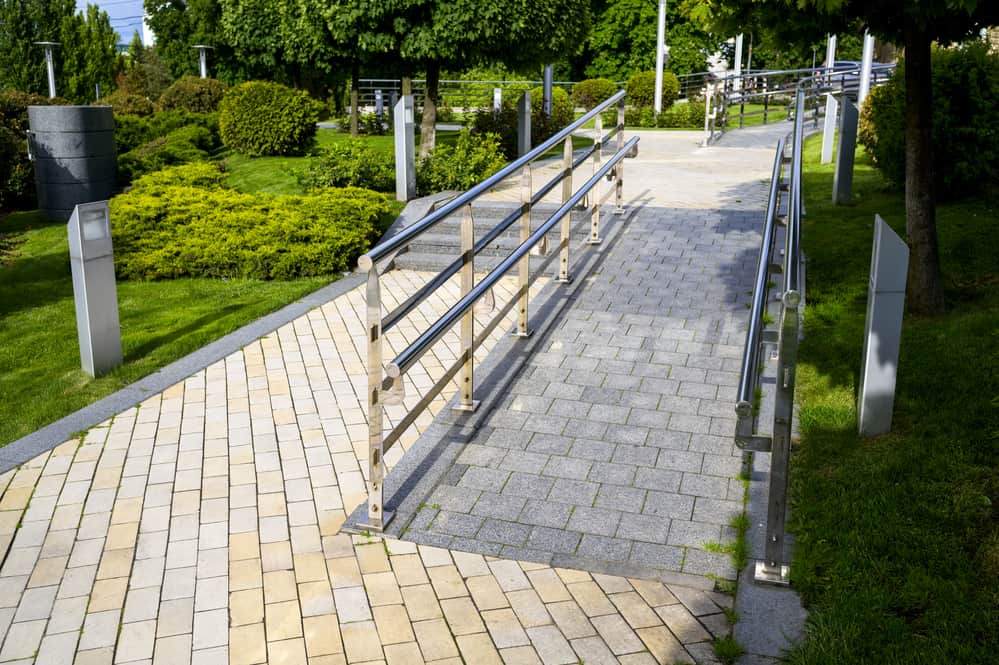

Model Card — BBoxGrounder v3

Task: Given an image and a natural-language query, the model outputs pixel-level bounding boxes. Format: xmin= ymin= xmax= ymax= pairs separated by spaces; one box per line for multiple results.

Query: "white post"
xmin=394 ymin=95 xmax=415 ymax=201
xmin=653 ymin=0 xmax=667 ymax=114
xmin=821 ymin=94 xmax=838 ymax=164
xmin=858 ymin=31 xmax=875 ymax=107
xmin=34 ymin=42 xmax=59 ymax=98
xmin=493 ymin=88 xmax=502 ymax=114
xmin=193 ymin=45 xmax=213 ymax=79
xmin=733 ymin=33 xmax=744 ymax=91
xmin=825 ymin=34 xmax=837 ymax=72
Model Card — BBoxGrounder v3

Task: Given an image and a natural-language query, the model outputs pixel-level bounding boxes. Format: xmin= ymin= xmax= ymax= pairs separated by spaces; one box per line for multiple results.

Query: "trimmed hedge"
xmin=624 ymin=100 xmax=704 ymax=128
xmin=417 ymin=129 xmax=506 ymax=194
xmin=219 ymin=81 xmax=322 ymax=156
xmin=300 ymin=140 xmax=395 ymax=193
xmin=571 ymin=78 xmax=619 ymax=110
xmin=158 ymin=76 xmax=226 ymax=113
xmin=110 ymin=163 xmax=390 ymax=280
xmin=626 ymin=70 xmax=680 ymax=109
xmin=858 ymin=42 xmax=999 ymax=199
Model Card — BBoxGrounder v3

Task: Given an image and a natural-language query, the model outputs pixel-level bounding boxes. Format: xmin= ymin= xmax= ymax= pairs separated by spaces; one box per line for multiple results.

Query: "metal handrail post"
xmin=615 ymin=98 xmax=625 ymax=214
xmin=362 ymin=268 xmax=391 ymax=530
xmin=516 ymin=168 xmax=533 ymax=337
xmin=557 ymin=135 xmax=575 ymax=281
xmin=454 ymin=204 xmax=479 ymax=412
xmin=587 ymin=111 xmax=604 ymax=245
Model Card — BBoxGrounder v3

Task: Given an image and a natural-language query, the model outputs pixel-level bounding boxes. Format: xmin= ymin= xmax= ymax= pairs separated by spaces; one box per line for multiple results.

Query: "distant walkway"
xmin=0 ymin=126 xmax=786 ymax=665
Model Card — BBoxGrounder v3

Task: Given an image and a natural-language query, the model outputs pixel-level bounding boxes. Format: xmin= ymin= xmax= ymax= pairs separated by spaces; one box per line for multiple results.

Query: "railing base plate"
xmin=585 ymin=238 xmax=602 ymax=246
xmin=353 ymin=510 xmax=396 ymax=534
xmin=754 ymin=560 xmax=791 ymax=586
xmin=452 ymin=400 xmax=481 ymax=413
xmin=555 ymin=275 xmax=574 ymax=284
xmin=512 ymin=330 xmax=534 ymax=339
xmin=614 ymin=207 xmax=625 ymax=216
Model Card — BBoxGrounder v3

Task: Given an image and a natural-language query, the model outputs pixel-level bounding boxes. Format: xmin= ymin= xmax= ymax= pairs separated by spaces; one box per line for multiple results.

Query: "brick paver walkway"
xmin=0 ymin=126 xmax=785 ymax=664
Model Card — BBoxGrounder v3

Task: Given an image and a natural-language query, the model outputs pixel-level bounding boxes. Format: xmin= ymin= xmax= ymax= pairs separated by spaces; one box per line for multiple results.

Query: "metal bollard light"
xmin=68 ymin=201 xmax=122 ymax=377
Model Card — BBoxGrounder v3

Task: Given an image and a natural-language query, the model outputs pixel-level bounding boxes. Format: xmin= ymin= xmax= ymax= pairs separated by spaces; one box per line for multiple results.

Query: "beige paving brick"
xmin=483 ymin=608 xmax=531 ymax=649
xmin=455 ymin=632 xmax=503 ymax=665
xmin=525 ymin=569 xmax=571 ymax=604
xmin=28 ymin=554 xmax=68 ymax=587
xmin=636 ymin=626 xmax=690 ymax=664
xmin=294 ymin=552 xmax=328 ymax=583
xmin=267 ymin=599 xmax=305 ymax=641
xmin=333 ymin=585 xmax=372 ymax=623
xmin=231 ymin=623 xmax=268 ymax=664
xmin=591 ymin=614 xmax=644 ymax=655
xmin=499 ymin=645 xmax=543 ymax=665
xmin=262 ymin=541 xmax=294 ymax=572
xmin=656 ymin=603 xmax=712 ymax=643
xmin=230 ymin=532 xmax=261 ymax=562
xmin=230 ymin=588 xmax=265 ymax=626
xmin=417 ymin=545 xmax=452 ymax=568
xmin=488 ymin=560 xmax=531 ymax=592
xmin=303 ymin=615 xmax=344 ymax=657
xmin=546 ymin=600 xmax=595 ymax=640
xmin=116 ymin=619 xmax=156 ymax=663
xmin=106 ymin=522 xmax=139 ymax=550
xmin=566 ymin=581 xmax=616 ymax=618
xmin=427 ymin=565 xmax=467 ymax=600
xmin=265 ymin=570 xmax=299 ymax=603
xmin=526 ymin=624 xmax=577 ymax=665
xmin=450 ymin=550 xmax=490 ymax=578
xmin=592 ymin=573 xmax=632 ymax=595
xmin=327 ymin=555 xmax=363 ymax=588
xmin=610 ymin=591 xmax=663 ymax=629
xmin=507 ymin=589 xmax=552 ymax=628
xmin=231 ymin=558 xmax=264 ymax=592
xmin=122 ymin=586 xmax=161 ymax=622
xmin=96 ymin=548 xmax=133 ymax=580
xmin=34 ymin=630 xmax=80 ymax=665
xmin=390 ymin=554 xmax=429 ymax=587
xmin=383 ymin=641 xmax=425 ymax=665
xmin=618 ymin=653 xmax=660 ymax=665
xmin=553 ymin=568 xmax=590 ymax=585
xmin=0 ymin=618 xmax=46 ymax=660
xmin=412 ymin=617 xmax=459 ymax=661
xmin=356 ymin=543 xmax=391 ymax=574
xmin=629 ymin=578 xmax=678 ymax=608
xmin=364 ymin=571 xmax=403 ymax=606
xmin=299 ymin=581 xmax=335 ymax=617
xmin=154 ymin=634 xmax=193 ymax=665
xmin=372 ymin=604 xmax=415 ymax=645
xmin=269 ymin=637 xmax=309 ymax=665
xmin=439 ymin=596 xmax=486 ymax=636
xmin=467 ymin=575 xmax=510 ymax=611
xmin=157 ymin=597 xmax=195 ymax=637
xmin=401 ymin=583 xmax=443 ymax=621
xmin=79 ymin=609 xmax=121 ymax=650
xmin=88 ymin=577 xmax=129 ymax=612
xmin=341 ymin=620 xmax=383 ymax=663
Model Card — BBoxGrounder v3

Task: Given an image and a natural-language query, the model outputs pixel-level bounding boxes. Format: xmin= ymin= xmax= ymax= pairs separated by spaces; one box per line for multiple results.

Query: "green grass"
xmin=0 ymin=210 xmax=334 ymax=446
xmin=784 ymin=135 xmax=999 ymax=663
xmin=721 ymin=102 xmax=789 ymax=128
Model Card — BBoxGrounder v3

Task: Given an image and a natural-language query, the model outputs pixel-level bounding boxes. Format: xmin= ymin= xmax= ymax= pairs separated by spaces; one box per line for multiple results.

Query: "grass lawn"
xmin=0 ymin=210 xmax=334 ymax=446
xmin=784 ymin=135 xmax=998 ymax=663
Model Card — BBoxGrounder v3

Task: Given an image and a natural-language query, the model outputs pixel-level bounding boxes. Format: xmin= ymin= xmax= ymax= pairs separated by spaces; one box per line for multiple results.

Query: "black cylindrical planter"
xmin=27 ymin=106 xmax=117 ymax=221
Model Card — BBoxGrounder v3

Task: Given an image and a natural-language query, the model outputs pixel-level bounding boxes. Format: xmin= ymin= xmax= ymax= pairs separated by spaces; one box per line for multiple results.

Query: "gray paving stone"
xmin=523 ymin=414 xmax=569 ymax=435
xmin=548 ymin=399 xmax=592 ymax=418
xmin=643 ymin=491 xmax=695 ymax=520
xmin=500 ymin=546 xmax=553 ymax=565
xmin=679 ymin=473 xmax=731 ymax=500
xmin=615 ymin=513 xmax=670 ymax=544
xmin=478 ymin=519 xmax=531 ymax=547
xmin=691 ymin=497 xmax=743 ymax=525
xmin=542 ymin=383 xmax=586 ymax=400
xmin=484 ymin=427 xmax=532 ymax=450
xmin=561 ymin=419 xmax=609 ymax=440
xmin=568 ymin=439 xmax=615 ymax=462
xmin=448 ymin=537 xmax=503 ymax=557
xmin=647 ymin=430 xmax=692 ymax=450
xmin=471 ymin=493 xmax=527 ymax=521
xmin=667 ymin=521 xmax=723 ymax=548
xmin=611 ymin=444 xmax=658 ymax=468
xmin=593 ymin=485 xmax=647 ymax=514
xmin=577 ymin=534 xmax=633 ymax=562
xmin=542 ymin=457 xmax=592 ymax=481
xmin=605 ymin=425 xmax=649 ymax=446
xmin=688 ymin=434 xmax=735 ymax=456
xmin=634 ymin=467 xmax=682 ymax=493
xmin=629 ymin=542 xmax=684 ymax=570
xmin=657 ymin=449 xmax=704 ymax=473
xmin=427 ymin=485 xmax=482 ymax=513
xmin=549 ymin=478 xmax=600 ymax=506
xmin=587 ymin=462 xmax=637 ymax=486
xmin=700 ymin=454 xmax=743 ymax=478
xmin=527 ymin=434 xmax=575 ymax=455
xmin=566 ymin=507 xmax=622 ymax=537
xmin=499 ymin=451 xmax=551 ymax=474
xmin=459 ymin=466 xmax=510 ymax=493
xmin=682 ymin=547 xmax=736 ymax=580
xmin=501 ymin=472 xmax=555 ymax=499
xmin=519 ymin=500 xmax=574 ymax=529
xmin=456 ymin=444 xmax=506 ymax=467
xmin=432 ymin=511 xmax=485 ymax=538
xmin=526 ymin=527 xmax=581 ymax=555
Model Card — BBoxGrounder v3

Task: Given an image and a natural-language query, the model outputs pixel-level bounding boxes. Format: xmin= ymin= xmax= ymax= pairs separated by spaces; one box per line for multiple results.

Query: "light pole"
xmin=654 ymin=0 xmax=667 ymax=114
xmin=193 ymin=45 xmax=213 ymax=79
xmin=33 ymin=42 xmax=60 ymax=98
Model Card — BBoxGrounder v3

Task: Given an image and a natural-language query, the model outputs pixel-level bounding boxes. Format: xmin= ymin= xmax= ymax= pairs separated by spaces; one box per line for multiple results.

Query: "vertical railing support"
xmin=454 ymin=204 xmax=479 ymax=412
xmin=557 ymin=135 xmax=575 ymax=282
xmin=362 ymin=267 xmax=392 ymax=531
xmin=615 ymin=97 xmax=625 ymax=214
xmin=515 ymin=167 xmax=533 ymax=338
xmin=586 ymin=114 xmax=602 ymax=246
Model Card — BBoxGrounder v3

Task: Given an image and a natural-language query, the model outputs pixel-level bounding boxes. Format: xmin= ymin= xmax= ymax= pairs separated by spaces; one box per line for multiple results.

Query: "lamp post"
xmin=193 ymin=45 xmax=213 ymax=79
xmin=33 ymin=42 xmax=60 ymax=98
xmin=68 ymin=201 xmax=123 ymax=377
xmin=653 ymin=0 xmax=667 ymax=114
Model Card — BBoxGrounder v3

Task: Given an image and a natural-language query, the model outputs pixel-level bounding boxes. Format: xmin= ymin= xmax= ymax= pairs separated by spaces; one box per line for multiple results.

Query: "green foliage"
xmin=219 ymin=81 xmax=322 ymax=156
xmin=158 ymin=76 xmax=227 ymax=113
xmin=571 ymin=78 xmax=619 ymax=111
xmin=114 ymin=110 xmax=220 ymax=155
xmin=110 ymin=163 xmax=389 ymax=280
xmin=472 ymin=87 xmax=574 ymax=160
xmin=117 ymin=35 xmax=174 ymax=101
xmin=626 ymin=70 xmax=680 ymax=109
xmin=859 ymin=43 xmax=999 ymax=199
xmin=0 ymin=90 xmax=70 ymax=209
xmin=624 ymin=100 xmax=704 ymax=128
xmin=416 ymin=129 xmax=506 ymax=194
xmin=57 ymin=4 xmax=121 ymax=104
xmin=300 ymin=139 xmax=395 ymax=193
xmin=118 ymin=125 xmax=216 ymax=183
xmin=712 ymin=636 xmax=745 ymax=665
xmin=103 ymin=91 xmax=156 ymax=117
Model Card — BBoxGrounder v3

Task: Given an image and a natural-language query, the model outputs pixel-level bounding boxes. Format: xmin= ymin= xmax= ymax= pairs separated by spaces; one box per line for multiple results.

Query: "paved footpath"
xmin=0 ymin=125 xmax=786 ymax=665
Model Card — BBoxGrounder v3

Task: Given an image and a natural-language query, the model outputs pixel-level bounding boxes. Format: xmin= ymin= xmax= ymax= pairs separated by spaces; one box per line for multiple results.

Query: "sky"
xmin=79 ymin=0 xmax=148 ymax=45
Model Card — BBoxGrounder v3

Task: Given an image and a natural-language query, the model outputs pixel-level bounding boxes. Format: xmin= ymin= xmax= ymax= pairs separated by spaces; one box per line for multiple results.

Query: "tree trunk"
xmin=902 ymin=22 xmax=945 ymax=314
xmin=419 ymin=62 xmax=439 ymax=159
xmin=350 ymin=61 xmax=359 ymax=138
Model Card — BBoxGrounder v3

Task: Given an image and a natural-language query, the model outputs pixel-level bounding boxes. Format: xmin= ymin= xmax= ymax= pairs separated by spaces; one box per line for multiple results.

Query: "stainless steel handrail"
xmin=357 ymin=90 xmax=634 ymax=532
xmin=358 ymin=90 xmax=626 ymax=271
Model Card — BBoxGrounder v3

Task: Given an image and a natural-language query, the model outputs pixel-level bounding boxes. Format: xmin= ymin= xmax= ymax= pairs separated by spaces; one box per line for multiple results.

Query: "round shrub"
xmin=416 ymin=129 xmax=506 ymax=194
xmin=219 ymin=81 xmax=323 ymax=156
xmin=110 ymin=164 xmax=390 ymax=280
xmin=626 ymin=72 xmax=680 ymax=110
xmin=102 ymin=91 xmax=155 ymax=116
xmin=158 ymin=76 xmax=226 ymax=113
xmin=301 ymin=140 xmax=395 ymax=193
xmin=571 ymin=78 xmax=619 ymax=110
xmin=859 ymin=42 xmax=999 ymax=199
xmin=530 ymin=86 xmax=574 ymax=129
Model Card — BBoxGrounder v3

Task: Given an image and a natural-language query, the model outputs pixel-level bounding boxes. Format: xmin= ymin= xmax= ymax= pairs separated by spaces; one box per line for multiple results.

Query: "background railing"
xmin=356 ymin=90 xmax=637 ymax=531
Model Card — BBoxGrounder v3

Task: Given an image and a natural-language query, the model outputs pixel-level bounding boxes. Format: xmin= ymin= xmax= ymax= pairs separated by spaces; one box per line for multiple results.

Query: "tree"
xmin=683 ymin=0 xmax=999 ymax=314
xmin=57 ymin=4 xmax=120 ymax=103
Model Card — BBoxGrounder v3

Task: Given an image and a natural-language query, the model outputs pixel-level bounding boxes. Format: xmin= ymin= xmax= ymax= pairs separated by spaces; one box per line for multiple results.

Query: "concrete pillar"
xmin=394 ymin=95 xmax=415 ymax=201
xmin=517 ymin=91 xmax=532 ymax=157
xmin=821 ymin=94 xmax=838 ymax=164
xmin=542 ymin=66 xmax=554 ymax=118
xmin=833 ymin=94 xmax=858 ymax=204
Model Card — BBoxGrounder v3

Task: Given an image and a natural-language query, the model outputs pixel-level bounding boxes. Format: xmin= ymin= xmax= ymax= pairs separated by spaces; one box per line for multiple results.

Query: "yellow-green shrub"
xmin=111 ymin=164 xmax=390 ymax=280
xmin=219 ymin=81 xmax=322 ymax=156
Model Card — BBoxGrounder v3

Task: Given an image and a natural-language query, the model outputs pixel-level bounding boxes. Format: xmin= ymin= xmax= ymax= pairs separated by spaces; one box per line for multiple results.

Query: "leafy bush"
xmin=626 ymin=70 xmax=681 ymax=109
xmin=115 ymin=110 xmax=219 ymax=157
xmin=417 ymin=129 xmax=506 ymax=194
xmin=622 ymin=100 xmax=704 ymax=128
xmin=118 ymin=125 xmax=216 ymax=183
xmin=219 ymin=81 xmax=323 ymax=156
xmin=158 ymin=76 xmax=226 ymax=113
xmin=571 ymin=78 xmax=619 ymax=110
xmin=859 ymin=42 xmax=999 ymax=199
xmin=0 ymin=90 xmax=70 ymax=209
xmin=300 ymin=140 xmax=394 ymax=193
xmin=111 ymin=163 xmax=390 ymax=280
xmin=102 ymin=91 xmax=155 ymax=116
xmin=530 ymin=86 xmax=575 ymax=136
xmin=472 ymin=87 xmax=575 ymax=159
